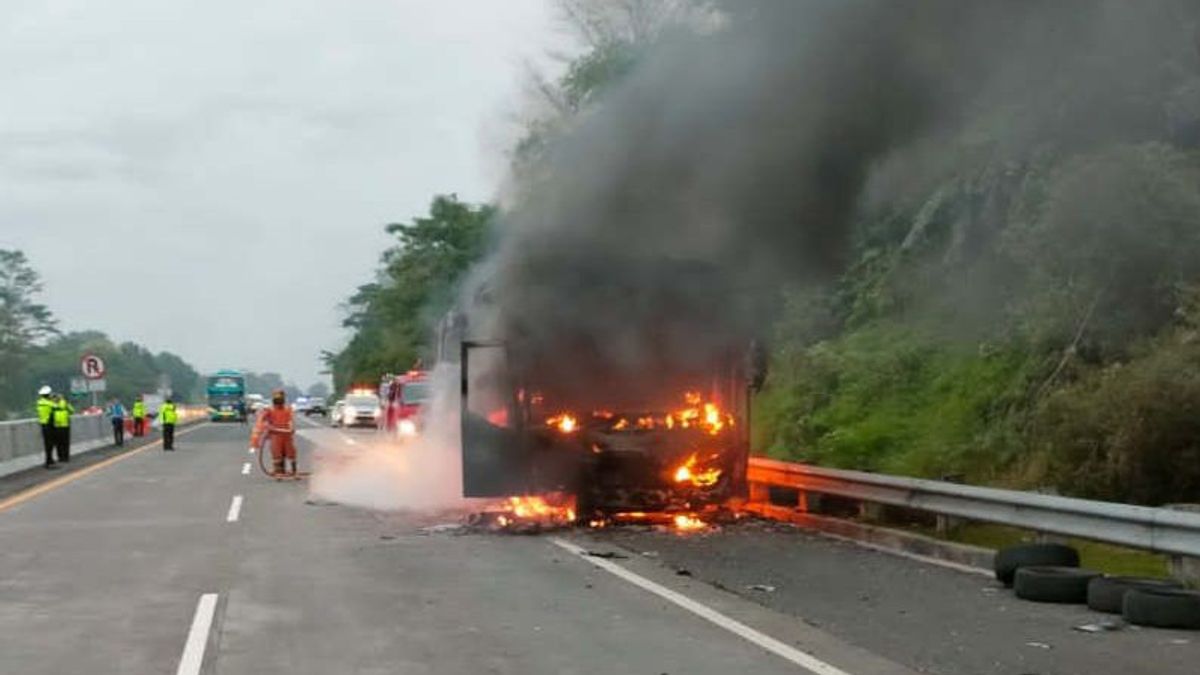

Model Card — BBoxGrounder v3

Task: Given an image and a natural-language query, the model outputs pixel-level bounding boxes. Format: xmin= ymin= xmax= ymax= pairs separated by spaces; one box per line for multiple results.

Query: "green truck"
xmin=206 ymin=370 xmax=247 ymax=422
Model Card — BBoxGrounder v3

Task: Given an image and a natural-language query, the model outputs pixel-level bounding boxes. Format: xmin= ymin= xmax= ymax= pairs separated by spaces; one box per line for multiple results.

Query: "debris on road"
xmin=584 ymin=550 xmax=628 ymax=559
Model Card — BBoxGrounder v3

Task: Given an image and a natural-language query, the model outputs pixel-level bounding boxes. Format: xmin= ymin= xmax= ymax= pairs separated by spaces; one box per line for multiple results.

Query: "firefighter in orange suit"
xmin=251 ymin=389 xmax=297 ymax=475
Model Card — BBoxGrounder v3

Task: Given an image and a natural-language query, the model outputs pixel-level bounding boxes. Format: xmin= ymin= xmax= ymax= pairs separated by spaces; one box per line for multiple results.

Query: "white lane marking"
xmin=226 ymin=495 xmax=243 ymax=523
xmin=247 ymin=447 xmax=255 ymax=454
xmin=175 ymin=593 xmax=218 ymax=675
xmin=241 ymin=462 xmax=251 ymax=475
xmin=551 ymin=538 xmax=853 ymax=675
xmin=343 ymin=436 xmax=357 ymax=446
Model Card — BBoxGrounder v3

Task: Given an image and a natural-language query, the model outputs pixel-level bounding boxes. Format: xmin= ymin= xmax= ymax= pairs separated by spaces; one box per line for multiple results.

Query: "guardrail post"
xmin=749 ymin=482 xmax=770 ymax=504
xmin=858 ymin=501 xmax=883 ymax=522
xmin=1167 ymin=505 xmax=1200 ymax=586
xmin=798 ymin=490 xmax=820 ymax=513
xmin=935 ymin=514 xmax=963 ymax=536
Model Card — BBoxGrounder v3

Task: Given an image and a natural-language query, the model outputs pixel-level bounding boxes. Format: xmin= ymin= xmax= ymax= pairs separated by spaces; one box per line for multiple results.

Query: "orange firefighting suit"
xmin=251 ymin=405 xmax=296 ymax=473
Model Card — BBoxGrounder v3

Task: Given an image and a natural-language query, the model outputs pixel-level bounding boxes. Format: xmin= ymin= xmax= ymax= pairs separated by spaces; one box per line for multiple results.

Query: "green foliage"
xmin=7 ymin=331 xmax=203 ymax=415
xmin=560 ymin=41 xmax=639 ymax=110
xmin=756 ymin=324 xmax=1034 ymax=481
xmin=1029 ymin=329 xmax=1200 ymax=505
xmin=328 ymin=195 xmax=495 ymax=392
xmin=0 ymin=250 xmax=58 ymax=411
xmin=1006 ymin=144 xmax=1200 ymax=353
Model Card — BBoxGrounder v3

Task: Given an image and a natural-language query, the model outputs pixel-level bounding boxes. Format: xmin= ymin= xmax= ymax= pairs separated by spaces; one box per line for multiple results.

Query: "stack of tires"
xmin=994 ymin=542 xmax=1200 ymax=630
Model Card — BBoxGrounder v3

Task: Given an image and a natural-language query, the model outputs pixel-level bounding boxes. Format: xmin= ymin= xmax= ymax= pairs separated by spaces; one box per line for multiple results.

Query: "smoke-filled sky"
xmin=1 ymin=0 xmax=561 ymax=387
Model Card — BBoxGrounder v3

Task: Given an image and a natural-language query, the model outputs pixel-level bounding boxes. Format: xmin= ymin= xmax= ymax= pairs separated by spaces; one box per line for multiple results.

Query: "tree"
xmin=328 ymin=195 xmax=495 ymax=391
xmin=306 ymin=382 xmax=331 ymax=400
xmin=0 ymin=251 xmax=58 ymax=415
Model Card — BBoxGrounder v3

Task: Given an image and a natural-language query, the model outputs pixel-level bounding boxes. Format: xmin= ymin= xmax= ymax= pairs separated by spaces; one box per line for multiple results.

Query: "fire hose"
xmin=254 ymin=432 xmax=312 ymax=480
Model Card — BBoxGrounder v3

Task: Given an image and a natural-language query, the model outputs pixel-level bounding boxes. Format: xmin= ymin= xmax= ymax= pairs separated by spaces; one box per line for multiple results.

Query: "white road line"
xmin=247 ymin=447 xmax=255 ymax=454
xmin=175 ymin=593 xmax=218 ymax=675
xmin=343 ymin=436 xmax=357 ymax=446
xmin=241 ymin=462 xmax=251 ymax=475
xmin=226 ymin=495 xmax=243 ymax=523
xmin=551 ymin=538 xmax=853 ymax=675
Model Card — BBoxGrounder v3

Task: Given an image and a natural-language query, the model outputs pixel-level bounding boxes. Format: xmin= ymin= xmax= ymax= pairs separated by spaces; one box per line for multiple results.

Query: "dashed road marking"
xmin=551 ymin=538 xmax=853 ymax=675
xmin=175 ymin=593 xmax=218 ymax=675
xmin=226 ymin=495 xmax=243 ymax=523
xmin=241 ymin=462 xmax=251 ymax=475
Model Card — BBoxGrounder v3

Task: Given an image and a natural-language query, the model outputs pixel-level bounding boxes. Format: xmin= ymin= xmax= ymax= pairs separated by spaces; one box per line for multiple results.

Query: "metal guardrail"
xmin=0 ymin=408 xmax=207 ymax=479
xmin=748 ymin=457 xmax=1200 ymax=559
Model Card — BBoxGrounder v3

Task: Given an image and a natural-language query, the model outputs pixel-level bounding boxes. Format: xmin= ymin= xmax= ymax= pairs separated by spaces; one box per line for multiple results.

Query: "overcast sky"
xmin=1 ymin=0 xmax=563 ymax=388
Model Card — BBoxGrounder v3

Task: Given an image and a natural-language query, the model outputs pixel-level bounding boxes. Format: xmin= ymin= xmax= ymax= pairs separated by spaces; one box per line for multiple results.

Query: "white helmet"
xmin=38 ymin=385 xmax=52 ymax=396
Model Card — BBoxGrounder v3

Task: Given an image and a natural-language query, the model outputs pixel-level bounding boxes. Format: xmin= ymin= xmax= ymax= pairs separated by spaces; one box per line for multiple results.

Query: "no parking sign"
xmin=80 ymin=353 xmax=106 ymax=380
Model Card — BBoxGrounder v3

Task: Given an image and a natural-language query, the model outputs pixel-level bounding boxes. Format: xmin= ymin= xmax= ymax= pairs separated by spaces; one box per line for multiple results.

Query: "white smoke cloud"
xmin=307 ymin=364 xmax=477 ymax=511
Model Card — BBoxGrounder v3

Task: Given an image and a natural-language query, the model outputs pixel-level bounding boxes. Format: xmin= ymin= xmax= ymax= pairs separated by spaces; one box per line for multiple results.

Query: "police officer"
xmin=108 ymin=398 xmax=127 ymax=446
xmin=132 ymin=395 xmax=146 ymax=437
xmin=160 ymin=398 xmax=178 ymax=450
xmin=52 ymin=393 xmax=74 ymax=463
xmin=36 ymin=386 xmax=57 ymax=469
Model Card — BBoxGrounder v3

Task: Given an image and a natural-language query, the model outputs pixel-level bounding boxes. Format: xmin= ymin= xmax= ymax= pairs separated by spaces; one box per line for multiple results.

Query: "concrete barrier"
xmin=0 ymin=408 xmax=207 ymax=479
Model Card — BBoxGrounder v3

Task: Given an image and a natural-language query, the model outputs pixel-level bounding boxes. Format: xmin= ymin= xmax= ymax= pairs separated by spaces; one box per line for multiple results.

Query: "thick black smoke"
xmin=458 ymin=1 xmax=1200 ymax=406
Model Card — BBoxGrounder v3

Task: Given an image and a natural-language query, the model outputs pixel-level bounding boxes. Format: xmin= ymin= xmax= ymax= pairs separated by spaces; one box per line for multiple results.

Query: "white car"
xmin=330 ymin=400 xmax=345 ymax=427
xmin=340 ymin=393 xmax=381 ymax=428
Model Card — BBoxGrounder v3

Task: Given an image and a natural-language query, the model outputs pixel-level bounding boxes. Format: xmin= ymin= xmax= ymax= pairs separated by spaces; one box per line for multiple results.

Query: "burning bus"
xmin=449 ymin=261 xmax=764 ymax=523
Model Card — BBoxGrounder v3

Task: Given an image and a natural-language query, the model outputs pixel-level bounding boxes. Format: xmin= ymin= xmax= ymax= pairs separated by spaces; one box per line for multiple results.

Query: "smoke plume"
xmin=461 ymin=2 xmax=1022 ymax=391
xmin=459 ymin=1 xmax=1200 ymax=387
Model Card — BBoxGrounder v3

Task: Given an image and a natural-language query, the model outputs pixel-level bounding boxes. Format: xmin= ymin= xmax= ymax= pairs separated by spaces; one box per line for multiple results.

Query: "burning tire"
xmin=1122 ymin=588 xmax=1200 ymax=629
xmin=1013 ymin=566 xmax=1100 ymax=604
xmin=994 ymin=543 xmax=1079 ymax=587
xmin=1087 ymin=576 xmax=1182 ymax=614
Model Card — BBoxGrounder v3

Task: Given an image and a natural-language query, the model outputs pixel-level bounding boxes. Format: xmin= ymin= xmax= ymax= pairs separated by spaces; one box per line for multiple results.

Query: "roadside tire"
xmin=1013 ymin=566 xmax=1100 ymax=604
xmin=1087 ymin=576 xmax=1182 ymax=614
xmin=994 ymin=543 xmax=1079 ymax=586
xmin=1123 ymin=588 xmax=1200 ymax=629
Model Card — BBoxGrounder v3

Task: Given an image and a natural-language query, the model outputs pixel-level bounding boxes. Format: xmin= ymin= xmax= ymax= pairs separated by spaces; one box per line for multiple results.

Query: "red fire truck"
xmin=380 ymin=369 xmax=431 ymax=436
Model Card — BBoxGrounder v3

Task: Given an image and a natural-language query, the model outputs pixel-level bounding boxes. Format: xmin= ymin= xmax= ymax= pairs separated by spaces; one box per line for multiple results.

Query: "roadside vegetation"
xmin=0 ymin=249 xmax=204 ymax=417
xmin=331 ymin=1 xmax=1200 ymax=507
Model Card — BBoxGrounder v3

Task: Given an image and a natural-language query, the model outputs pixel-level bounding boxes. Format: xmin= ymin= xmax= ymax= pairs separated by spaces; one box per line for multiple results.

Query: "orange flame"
xmin=672 ymin=452 xmax=722 ymax=487
xmin=546 ymin=413 xmax=578 ymax=433
xmin=489 ymin=495 xmax=577 ymax=529
xmin=673 ymin=514 xmax=707 ymax=531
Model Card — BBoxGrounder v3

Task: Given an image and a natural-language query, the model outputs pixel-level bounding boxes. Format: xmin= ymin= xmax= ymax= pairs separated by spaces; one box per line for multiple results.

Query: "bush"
xmin=1030 ymin=333 xmax=1200 ymax=505
xmin=755 ymin=323 xmax=1033 ymax=481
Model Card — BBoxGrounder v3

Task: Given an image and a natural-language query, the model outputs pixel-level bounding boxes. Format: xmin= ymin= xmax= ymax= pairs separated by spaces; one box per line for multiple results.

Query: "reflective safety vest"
xmin=52 ymin=400 xmax=74 ymax=428
xmin=160 ymin=403 xmax=178 ymax=425
xmin=133 ymin=401 xmax=146 ymax=418
xmin=36 ymin=396 xmax=54 ymax=425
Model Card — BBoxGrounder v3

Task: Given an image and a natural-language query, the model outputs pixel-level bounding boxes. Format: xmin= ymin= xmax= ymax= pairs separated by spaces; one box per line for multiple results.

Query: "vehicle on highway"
xmin=329 ymin=399 xmax=345 ymax=426
xmin=245 ymin=393 xmax=266 ymax=414
xmin=340 ymin=391 xmax=382 ymax=428
xmin=452 ymin=263 xmax=759 ymax=518
xmin=380 ymin=369 xmax=430 ymax=437
xmin=304 ymin=397 xmax=327 ymax=416
xmin=206 ymin=370 xmax=247 ymax=422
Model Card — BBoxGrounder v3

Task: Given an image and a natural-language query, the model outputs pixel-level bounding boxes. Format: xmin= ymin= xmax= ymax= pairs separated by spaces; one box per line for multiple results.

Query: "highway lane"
xmin=3 ymin=418 xmax=1195 ymax=674
xmin=0 ymin=421 xmax=915 ymax=675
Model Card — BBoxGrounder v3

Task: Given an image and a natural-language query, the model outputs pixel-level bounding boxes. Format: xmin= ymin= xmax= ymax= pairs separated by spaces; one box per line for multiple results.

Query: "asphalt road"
xmin=0 ymin=420 xmax=1195 ymax=674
